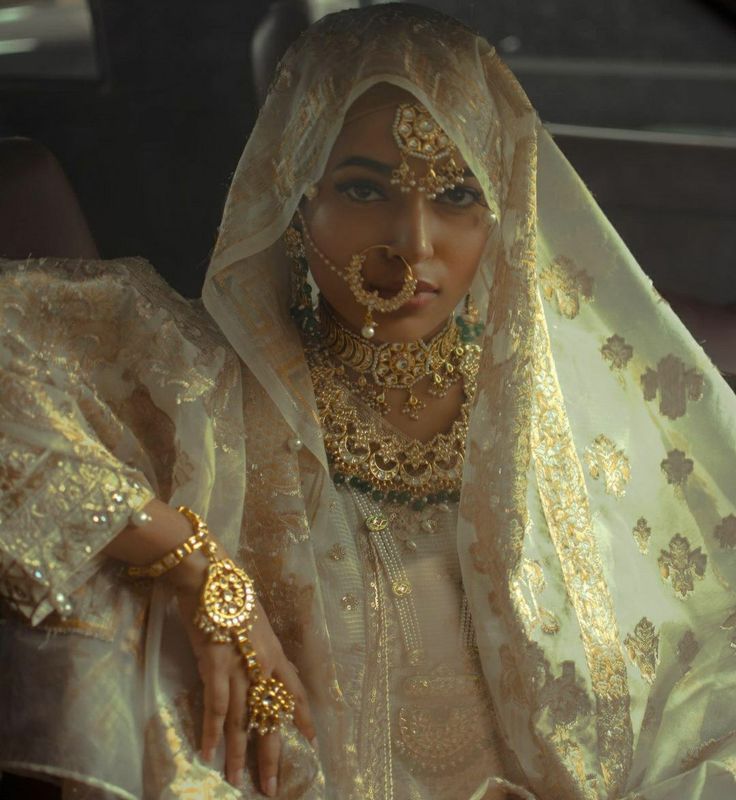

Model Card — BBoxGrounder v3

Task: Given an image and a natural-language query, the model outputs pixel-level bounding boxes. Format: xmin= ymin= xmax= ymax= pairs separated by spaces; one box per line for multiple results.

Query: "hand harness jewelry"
xmin=128 ymin=506 xmax=295 ymax=735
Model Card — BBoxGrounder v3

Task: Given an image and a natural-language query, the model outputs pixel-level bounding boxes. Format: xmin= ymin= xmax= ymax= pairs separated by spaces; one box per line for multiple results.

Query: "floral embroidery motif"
xmin=641 ymin=355 xmax=704 ymax=420
xmin=538 ymin=661 xmax=591 ymax=727
xmin=720 ymin=609 xmax=736 ymax=651
xmin=512 ymin=558 xmax=560 ymax=635
xmin=715 ymin=514 xmax=736 ymax=549
xmin=539 ymin=256 xmax=593 ymax=319
xmin=658 ymin=534 xmax=707 ymax=598
xmin=633 ymin=518 xmax=652 ymax=554
xmin=677 ymin=629 xmax=699 ymax=667
xmin=601 ymin=334 xmax=633 ymax=370
xmin=327 ymin=544 xmax=346 ymax=561
xmin=660 ymin=450 xmax=694 ymax=488
xmin=584 ymin=434 xmax=631 ymax=498
xmin=624 ymin=617 xmax=660 ymax=684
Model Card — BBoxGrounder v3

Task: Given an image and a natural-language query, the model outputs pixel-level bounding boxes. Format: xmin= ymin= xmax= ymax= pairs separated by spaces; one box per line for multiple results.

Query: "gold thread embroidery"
xmin=584 ymin=434 xmax=631 ymax=498
xmin=715 ymin=515 xmax=736 ymax=549
xmin=641 ymin=355 xmax=704 ymax=420
xmin=539 ymin=256 xmax=593 ymax=319
xmin=661 ymin=449 xmax=694 ymax=488
xmin=530 ymin=306 xmax=633 ymax=792
xmin=658 ymin=534 xmax=707 ymax=598
xmin=633 ymin=518 xmax=652 ymax=554
xmin=601 ymin=334 xmax=633 ymax=370
xmin=624 ymin=617 xmax=660 ymax=684
xmin=327 ymin=543 xmax=346 ymax=561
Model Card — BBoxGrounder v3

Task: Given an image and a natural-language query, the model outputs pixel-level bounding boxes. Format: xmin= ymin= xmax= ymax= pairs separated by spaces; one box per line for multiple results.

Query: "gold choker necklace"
xmin=320 ymin=303 xmax=464 ymax=420
xmin=306 ymin=340 xmax=479 ymax=504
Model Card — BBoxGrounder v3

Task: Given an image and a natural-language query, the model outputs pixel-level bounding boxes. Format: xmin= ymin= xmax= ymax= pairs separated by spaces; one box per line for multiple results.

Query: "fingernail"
xmin=265 ymin=776 xmax=277 ymax=797
xmin=233 ymin=769 xmax=243 ymax=788
xmin=310 ymin=737 xmax=318 ymax=750
xmin=201 ymin=749 xmax=212 ymax=763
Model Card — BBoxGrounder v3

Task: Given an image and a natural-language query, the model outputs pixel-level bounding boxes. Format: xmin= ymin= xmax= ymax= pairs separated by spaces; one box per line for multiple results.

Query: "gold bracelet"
xmin=127 ymin=505 xmax=215 ymax=578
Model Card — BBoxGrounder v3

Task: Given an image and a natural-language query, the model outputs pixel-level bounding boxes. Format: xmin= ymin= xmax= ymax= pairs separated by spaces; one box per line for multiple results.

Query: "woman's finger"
xmin=256 ymin=730 xmax=282 ymax=798
xmin=201 ymin=665 xmax=230 ymax=762
xmin=224 ymin=672 xmax=250 ymax=787
xmin=277 ymin=661 xmax=316 ymax=746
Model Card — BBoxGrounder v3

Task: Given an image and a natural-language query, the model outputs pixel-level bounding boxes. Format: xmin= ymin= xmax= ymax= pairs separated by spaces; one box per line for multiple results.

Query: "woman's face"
xmin=299 ymin=86 xmax=493 ymax=343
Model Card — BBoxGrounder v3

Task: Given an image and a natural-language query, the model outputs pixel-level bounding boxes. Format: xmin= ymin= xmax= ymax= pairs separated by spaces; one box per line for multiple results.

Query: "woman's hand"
xmin=172 ymin=556 xmax=316 ymax=797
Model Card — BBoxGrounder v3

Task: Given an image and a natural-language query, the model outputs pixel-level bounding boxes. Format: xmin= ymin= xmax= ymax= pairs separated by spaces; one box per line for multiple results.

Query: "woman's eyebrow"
xmin=334 ymin=155 xmax=477 ymax=181
xmin=333 ymin=156 xmax=394 ymax=175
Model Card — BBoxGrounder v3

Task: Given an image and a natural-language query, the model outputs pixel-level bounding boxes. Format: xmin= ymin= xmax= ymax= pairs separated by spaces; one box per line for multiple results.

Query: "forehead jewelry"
xmin=295 ymin=208 xmax=417 ymax=339
xmin=391 ymin=103 xmax=465 ymax=200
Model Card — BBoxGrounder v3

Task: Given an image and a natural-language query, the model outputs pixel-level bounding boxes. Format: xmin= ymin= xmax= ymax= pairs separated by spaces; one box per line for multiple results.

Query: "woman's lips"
xmin=371 ymin=280 xmax=438 ymax=299
xmin=368 ymin=279 xmax=439 ymax=310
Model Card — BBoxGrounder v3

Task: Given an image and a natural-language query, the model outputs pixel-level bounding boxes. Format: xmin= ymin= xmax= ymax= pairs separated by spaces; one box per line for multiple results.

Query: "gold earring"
xmin=304 ymin=184 xmax=319 ymax=200
xmin=284 ymin=224 xmax=318 ymax=335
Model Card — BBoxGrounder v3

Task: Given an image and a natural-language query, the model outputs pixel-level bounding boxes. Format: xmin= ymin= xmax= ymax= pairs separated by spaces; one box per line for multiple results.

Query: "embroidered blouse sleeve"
xmin=0 ymin=286 xmax=154 ymax=625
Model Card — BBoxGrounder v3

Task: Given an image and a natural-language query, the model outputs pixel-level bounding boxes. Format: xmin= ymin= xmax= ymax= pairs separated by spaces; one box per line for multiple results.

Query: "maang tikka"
xmin=391 ymin=103 xmax=465 ymax=199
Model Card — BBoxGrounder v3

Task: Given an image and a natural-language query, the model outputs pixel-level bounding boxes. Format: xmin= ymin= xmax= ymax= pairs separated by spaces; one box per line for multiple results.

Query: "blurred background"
xmin=0 ymin=0 xmax=734 ymax=303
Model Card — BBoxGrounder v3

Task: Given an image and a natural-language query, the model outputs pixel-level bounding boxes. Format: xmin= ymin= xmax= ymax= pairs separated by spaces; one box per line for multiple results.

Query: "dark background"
xmin=0 ymin=0 xmax=734 ymax=300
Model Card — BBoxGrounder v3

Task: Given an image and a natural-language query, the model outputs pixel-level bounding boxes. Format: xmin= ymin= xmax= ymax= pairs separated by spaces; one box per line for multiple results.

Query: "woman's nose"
xmin=389 ymin=195 xmax=435 ymax=265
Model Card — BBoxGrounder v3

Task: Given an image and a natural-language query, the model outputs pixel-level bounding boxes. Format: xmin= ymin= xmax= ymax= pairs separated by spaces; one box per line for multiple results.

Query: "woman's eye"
xmin=436 ymin=186 xmax=485 ymax=208
xmin=337 ymin=181 xmax=385 ymax=202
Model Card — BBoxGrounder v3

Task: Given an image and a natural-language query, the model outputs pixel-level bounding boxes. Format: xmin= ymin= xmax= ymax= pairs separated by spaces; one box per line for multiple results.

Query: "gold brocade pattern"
xmin=660 ymin=450 xmax=694 ymax=488
xmin=641 ymin=355 xmax=705 ymax=420
xmin=530 ymin=305 xmax=633 ymax=793
xmin=658 ymin=534 xmax=707 ymax=598
xmin=601 ymin=334 xmax=633 ymax=370
xmin=715 ymin=515 xmax=736 ymax=549
xmin=633 ymin=518 xmax=652 ymax=555
xmin=624 ymin=617 xmax=660 ymax=684
xmin=584 ymin=434 xmax=631 ymax=498
xmin=539 ymin=256 xmax=593 ymax=319
xmin=677 ymin=629 xmax=700 ymax=667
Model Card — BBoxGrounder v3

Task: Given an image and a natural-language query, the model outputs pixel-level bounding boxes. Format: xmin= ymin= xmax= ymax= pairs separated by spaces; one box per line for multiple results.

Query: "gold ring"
xmin=246 ymin=677 xmax=296 ymax=735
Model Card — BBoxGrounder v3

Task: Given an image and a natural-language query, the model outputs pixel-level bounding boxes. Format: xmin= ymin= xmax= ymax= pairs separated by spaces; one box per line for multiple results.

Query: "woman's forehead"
xmin=330 ymin=83 xmax=467 ymax=170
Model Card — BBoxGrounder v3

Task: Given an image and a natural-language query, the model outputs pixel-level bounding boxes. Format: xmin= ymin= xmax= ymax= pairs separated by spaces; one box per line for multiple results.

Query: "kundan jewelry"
xmin=320 ymin=300 xmax=464 ymax=419
xmin=391 ymin=103 xmax=465 ymax=199
xmin=128 ymin=506 xmax=295 ymax=735
xmin=306 ymin=329 xmax=480 ymax=504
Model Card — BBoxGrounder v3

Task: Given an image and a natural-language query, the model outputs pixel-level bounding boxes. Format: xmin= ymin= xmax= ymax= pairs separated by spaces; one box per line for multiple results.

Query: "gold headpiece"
xmin=391 ymin=103 xmax=465 ymax=199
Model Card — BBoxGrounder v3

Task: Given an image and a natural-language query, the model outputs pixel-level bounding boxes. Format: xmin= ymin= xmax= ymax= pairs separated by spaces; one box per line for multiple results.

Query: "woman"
xmin=2 ymin=4 xmax=736 ymax=799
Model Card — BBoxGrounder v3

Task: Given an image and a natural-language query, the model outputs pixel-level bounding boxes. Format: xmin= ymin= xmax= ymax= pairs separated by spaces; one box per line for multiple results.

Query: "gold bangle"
xmin=127 ymin=505 xmax=215 ymax=578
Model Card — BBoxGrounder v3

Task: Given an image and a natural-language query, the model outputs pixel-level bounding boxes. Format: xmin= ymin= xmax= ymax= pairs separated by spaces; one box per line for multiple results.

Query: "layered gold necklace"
xmin=320 ymin=300 xmax=465 ymax=420
xmin=306 ymin=304 xmax=480 ymax=506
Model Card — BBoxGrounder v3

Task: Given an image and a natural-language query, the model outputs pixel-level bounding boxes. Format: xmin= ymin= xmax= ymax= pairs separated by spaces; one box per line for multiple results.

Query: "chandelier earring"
xmin=284 ymin=224 xmax=319 ymax=335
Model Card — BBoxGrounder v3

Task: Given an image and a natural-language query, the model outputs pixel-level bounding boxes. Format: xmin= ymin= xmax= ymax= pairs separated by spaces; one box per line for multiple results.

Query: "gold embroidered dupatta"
xmin=204 ymin=5 xmax=736 ymax=799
